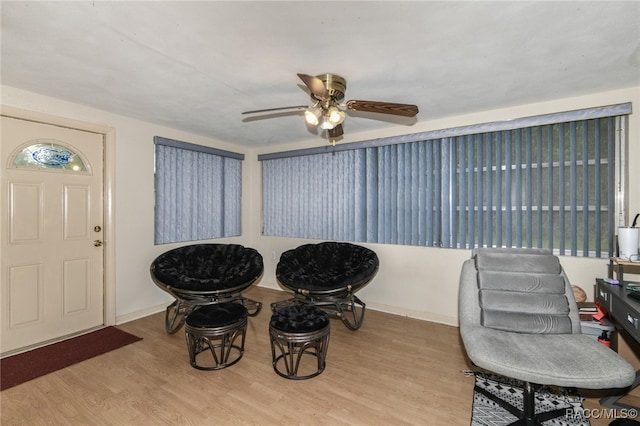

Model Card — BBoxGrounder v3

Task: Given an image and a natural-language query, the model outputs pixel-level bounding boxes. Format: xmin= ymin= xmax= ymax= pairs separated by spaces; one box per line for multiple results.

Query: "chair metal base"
xmin=185 ymin=316 xmax=247 ymax=370
xmin=475 ymin=380 xmax=569 ymax=426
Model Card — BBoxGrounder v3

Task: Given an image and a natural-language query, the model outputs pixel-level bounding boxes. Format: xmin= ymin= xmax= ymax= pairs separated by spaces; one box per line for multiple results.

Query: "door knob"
xmin=94 ymin=240 xmax=103 ymax=247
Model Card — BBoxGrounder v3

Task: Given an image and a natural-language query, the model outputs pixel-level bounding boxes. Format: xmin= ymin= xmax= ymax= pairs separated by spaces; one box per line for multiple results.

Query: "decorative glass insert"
xmin=11 ymin=140 xmax=88 ymax=172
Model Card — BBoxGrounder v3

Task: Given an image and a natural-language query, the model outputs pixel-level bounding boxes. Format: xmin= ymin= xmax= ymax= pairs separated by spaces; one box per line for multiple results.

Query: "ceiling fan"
xmin=242 ymin=73 xmax=419 ymax=145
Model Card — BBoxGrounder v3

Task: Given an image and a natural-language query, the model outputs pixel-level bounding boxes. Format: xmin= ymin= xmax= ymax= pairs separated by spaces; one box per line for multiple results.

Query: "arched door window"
xmin=9 ymin=139 xmax=90 ymax=173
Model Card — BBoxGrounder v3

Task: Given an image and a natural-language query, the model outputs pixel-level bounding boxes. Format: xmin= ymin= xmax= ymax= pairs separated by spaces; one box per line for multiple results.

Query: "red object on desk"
xmin=592 ymin=302 xmax=606 ymax=321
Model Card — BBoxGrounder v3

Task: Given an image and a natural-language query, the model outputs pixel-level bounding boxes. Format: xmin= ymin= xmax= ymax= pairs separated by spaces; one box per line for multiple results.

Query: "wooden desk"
xmin=609 ymin=257 xmax=640 ymax=283
xmin=595 ymin=278 xmax=640 ymax=408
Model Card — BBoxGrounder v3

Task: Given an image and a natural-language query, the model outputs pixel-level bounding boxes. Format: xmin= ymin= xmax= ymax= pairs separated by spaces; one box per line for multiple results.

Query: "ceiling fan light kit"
xmin=326 ymin=106 xmax=345 ymax=126
xmin=242 ymin=73 xmax=419 ymax=145
xmin=304 ymin=107 xmax=322 ymax=126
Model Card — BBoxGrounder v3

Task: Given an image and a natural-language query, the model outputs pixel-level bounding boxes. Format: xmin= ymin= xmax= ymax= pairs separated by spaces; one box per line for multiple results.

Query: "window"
xmin=154 ymin=136 xmax=243 ymax=244
xmin=450 ymin=119 xmax=620 ymax=256
xmin=260 ymin=103 xmax=630 ymax=258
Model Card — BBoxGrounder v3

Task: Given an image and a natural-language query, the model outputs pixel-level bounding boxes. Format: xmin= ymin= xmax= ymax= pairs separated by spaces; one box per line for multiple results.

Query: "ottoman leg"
xmin=184 ymin=303 xmax=248 ymax=370
xmin=270 ymin=326 xmax=330 ymax=379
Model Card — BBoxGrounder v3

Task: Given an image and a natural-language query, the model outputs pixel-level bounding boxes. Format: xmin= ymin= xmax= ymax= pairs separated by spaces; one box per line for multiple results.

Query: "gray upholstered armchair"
xmin=459 ymin=248 xmax=635 ymax=425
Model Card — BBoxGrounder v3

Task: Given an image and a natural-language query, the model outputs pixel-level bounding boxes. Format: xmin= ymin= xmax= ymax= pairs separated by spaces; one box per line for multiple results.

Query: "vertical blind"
xmin=261 ymin=104 xmax=630 ymax=257
xmin=154 ymin=137 xmax=243 ymax=244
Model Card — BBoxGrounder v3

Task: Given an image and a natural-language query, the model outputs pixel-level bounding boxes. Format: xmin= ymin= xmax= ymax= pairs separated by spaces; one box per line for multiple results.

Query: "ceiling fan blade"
xmin=346 ymin=100 xmax=419 ymax=117
xmin=297 ymin=73 xmax=329 ymax=100
xmin=328 ymin=123 xmax=344 ymax=139
xmin=242 ymin=105 xmax=308 ymax=115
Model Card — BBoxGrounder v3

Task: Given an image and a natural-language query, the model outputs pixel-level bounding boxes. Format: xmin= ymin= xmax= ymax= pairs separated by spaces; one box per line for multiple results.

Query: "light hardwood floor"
xmin=0 ymin=286 xmax=627 ymax=425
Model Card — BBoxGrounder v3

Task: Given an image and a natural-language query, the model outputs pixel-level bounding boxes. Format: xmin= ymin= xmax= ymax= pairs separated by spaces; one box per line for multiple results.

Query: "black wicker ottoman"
xmin=269 ymin=305 xmax=330 ymax=380
xmin=185 ymin=302 xmax=248 ymax=370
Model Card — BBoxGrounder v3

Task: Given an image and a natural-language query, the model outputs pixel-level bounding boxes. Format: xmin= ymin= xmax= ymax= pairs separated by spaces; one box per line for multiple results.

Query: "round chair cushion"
xmin=276 ymin=242 xmax=378 ymax=292
xmin=270 ymin=305 xmax=329 ymax=333
xmin=151 ymin=244 xmax=263 ymax=292
xmin=186 ymin=302 xmax=248 ymax=328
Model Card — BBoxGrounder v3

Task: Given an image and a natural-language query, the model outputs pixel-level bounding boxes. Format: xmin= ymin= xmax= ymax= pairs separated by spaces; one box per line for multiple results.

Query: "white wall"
xmin=2 ymin=84 xmax=639 ymax=326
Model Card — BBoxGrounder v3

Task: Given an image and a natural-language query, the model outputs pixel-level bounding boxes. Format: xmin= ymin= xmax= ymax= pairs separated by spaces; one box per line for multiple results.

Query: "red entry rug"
xmin=1 ymin=326 xmax=142 ymax=391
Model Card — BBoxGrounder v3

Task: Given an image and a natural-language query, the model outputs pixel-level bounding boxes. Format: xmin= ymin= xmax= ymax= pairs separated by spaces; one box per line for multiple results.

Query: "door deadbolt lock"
xmin=94 ymin=225 xmax=102 ymax=232
xmin=94 ymin=240 xmax=103 ymax=247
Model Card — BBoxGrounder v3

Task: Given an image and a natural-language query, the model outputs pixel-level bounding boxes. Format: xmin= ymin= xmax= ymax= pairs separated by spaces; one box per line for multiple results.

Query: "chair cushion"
xmin=276 ymin=242 xmax=379 ymax=292
xmin=474 ymin=248 xmax=572 ymax=334
xmin=474 ymin=247 xmax=562 ymax=274
xmin=185 ymin=302 xmax=248 ymax=328
xmin=151 ymin=244 xmax=263 ymax=292
xmin=270 ymin=305 xmax=330 ymax=333
xmin=462 ymin=326 xmax=636 ymax=389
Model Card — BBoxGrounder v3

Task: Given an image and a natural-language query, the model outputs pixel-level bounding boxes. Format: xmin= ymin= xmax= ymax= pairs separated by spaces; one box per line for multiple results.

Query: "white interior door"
xmin=1 ymin=115 xmax=105 ymax=355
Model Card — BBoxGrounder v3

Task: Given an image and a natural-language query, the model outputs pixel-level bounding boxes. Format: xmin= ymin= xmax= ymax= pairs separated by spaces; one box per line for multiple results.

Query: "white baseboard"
xmin=116 ymin=303 xmax=167 ymax=325
xmin=366 ymin=301 xmax=458 ymax=327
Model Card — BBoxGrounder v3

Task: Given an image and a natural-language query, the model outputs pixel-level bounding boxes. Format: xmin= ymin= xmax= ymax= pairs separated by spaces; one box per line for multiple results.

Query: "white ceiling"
xmin=2 ymin=1 xmax=639 ymax=148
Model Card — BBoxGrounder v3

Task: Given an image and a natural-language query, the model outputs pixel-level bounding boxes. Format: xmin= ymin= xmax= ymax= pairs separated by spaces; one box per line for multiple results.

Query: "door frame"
xmin=1 ymin=105 xmax=116 ymax=327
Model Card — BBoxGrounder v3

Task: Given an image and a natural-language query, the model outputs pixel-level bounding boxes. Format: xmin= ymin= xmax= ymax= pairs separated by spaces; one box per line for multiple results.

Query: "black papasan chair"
xmin=150 ymin=243 xmax=264 ymax=334
xmin=274 ymin=241 xmax=379 ymax=330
